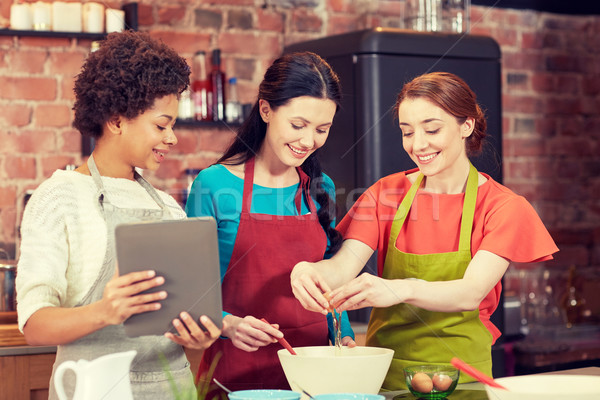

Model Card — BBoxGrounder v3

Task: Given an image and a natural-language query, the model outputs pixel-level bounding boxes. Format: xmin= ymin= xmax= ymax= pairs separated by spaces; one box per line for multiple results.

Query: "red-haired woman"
xmin=290 ymin=72 xmax=558 ymax=390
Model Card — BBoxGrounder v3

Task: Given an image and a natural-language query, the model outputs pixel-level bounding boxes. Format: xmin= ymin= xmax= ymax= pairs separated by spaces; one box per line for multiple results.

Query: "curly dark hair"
xmin=73 ymin=30 xmax=190 ymax=138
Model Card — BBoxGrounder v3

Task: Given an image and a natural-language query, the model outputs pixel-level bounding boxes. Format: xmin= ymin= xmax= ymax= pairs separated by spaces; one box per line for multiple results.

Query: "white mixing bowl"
xmin=277 ymin=346 xmax=393 ymax=396
xmin=485 ymin=374 xmax=600 ymax=400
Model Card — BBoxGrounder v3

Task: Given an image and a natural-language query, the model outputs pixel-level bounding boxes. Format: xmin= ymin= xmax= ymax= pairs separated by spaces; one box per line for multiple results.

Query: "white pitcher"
xmin=54 ymin=350 xmax=137 ymax=400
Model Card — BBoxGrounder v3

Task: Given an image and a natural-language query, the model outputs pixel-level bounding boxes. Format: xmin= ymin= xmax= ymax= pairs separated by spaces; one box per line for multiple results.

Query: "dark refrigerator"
xmin=284 ymin=28 xmax=505 ymax=376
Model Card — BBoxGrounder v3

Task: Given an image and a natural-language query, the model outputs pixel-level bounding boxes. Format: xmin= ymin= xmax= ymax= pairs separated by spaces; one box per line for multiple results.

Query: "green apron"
xmin=366 ymin=164 xmax=493 ymax=390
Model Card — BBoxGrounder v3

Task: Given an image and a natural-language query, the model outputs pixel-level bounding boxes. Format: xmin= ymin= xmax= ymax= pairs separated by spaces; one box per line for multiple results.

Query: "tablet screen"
xmin=115 ymin=217 xmax=223 ymax=337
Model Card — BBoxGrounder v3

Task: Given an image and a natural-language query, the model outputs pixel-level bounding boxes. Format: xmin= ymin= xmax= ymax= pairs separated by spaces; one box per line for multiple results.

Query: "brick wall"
xmin=1 ymin=1 xmax=599 ymax=277
xmin=468 ymin=7 xmax=600 ymax=273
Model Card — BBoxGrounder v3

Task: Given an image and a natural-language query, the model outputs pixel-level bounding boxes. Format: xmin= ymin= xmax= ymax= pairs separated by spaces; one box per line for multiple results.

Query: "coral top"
xmin=337 ymin=169 xmax=559 ymax=341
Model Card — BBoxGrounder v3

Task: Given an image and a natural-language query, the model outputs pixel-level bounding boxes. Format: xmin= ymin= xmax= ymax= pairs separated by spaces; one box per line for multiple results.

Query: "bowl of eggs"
xmin=403 ymin=365 xmax=459 ymax=400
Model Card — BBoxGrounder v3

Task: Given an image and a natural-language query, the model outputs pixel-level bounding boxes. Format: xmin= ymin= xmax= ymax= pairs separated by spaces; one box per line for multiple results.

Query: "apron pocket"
xmin=130 ymin=364 xmax=194 ymax=399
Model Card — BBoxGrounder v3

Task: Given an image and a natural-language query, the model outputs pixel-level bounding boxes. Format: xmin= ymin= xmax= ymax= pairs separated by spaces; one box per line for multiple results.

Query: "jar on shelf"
xmin=403 ymin=0 xmax=470 ymax=33
xmin=177 ymin=88 xmax=194 ymax=121
xmin=226 ymin=77 xmax=243 ymax=124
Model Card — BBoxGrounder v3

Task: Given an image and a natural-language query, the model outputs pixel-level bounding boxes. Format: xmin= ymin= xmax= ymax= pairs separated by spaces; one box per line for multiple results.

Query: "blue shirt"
xmin=186 ymin=164 xmax=354 ymax=343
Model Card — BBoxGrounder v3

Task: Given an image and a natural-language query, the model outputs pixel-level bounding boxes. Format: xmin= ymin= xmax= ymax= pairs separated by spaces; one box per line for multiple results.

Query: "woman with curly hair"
xmin=16 ymin=31 xmax=220 ymax=399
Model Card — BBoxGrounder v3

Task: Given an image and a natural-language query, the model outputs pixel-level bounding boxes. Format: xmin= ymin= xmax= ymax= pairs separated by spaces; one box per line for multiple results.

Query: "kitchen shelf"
xmin=1 ymin=2 xmax=138 ymax=41
xmin=0 ymin=28 xmax=105 ymax=40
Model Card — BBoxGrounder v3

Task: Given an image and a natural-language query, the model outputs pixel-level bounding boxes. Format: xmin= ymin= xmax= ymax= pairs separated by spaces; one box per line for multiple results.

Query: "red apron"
xmin=198 ymin=158 xmax=329 ymax=391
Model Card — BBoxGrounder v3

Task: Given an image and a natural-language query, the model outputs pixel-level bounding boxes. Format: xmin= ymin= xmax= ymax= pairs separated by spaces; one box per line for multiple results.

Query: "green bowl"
xmin=403 ymin=365 xmax=459 ymax=399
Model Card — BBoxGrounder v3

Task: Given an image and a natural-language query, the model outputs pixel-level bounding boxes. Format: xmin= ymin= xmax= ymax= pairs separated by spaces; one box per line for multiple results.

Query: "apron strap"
xmin=388 ymin=173 xmax=424 ymax=247
xmin=242 ymin=158 xmax=255 ymax=214
xmin=87 ymin=154 xmax=171 ymax=216
xmin=295 ymin=167 xmax=316 ymax=215
xmin=242 ymin=158 xmax=314 ymax=215
xmin=87 ymin=155 xmax=104 ymax=194
xmin=458 ymin=163 xmax=478 ymax=253
xmin=87 ymin=155 xmax=111 ymax=216
xmin=133 ymin=172 xmax=170 ymax=214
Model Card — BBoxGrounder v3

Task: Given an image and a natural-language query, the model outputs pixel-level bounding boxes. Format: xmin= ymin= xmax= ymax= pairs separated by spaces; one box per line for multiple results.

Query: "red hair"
xmin=394 ymin=72 xmax=487 ymax=156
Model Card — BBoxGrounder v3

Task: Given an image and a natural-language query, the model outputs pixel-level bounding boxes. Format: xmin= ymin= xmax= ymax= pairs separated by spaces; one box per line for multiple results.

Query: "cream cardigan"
xmin=16 ymin=170 xmax=185 ymax=331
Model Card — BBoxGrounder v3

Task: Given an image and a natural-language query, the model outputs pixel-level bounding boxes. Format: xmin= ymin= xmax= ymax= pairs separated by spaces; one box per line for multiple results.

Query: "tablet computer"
xmin=115 ymin=217 xmax=223 ymax=337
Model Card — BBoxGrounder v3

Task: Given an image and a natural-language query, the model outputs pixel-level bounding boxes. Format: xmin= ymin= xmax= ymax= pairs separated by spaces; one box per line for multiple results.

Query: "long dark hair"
xmin=218 ymin=51 xmax=343 ymax=255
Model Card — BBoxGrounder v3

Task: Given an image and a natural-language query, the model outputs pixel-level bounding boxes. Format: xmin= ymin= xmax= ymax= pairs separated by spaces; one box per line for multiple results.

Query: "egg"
xmin=432 ymin=373 xmax=453 ymax=391
xmin=411 ymin=372 xmax=433 ymax=393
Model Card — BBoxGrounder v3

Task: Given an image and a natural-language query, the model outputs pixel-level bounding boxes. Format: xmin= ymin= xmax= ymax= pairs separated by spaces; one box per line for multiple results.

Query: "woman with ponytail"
xmin=185 ymin=51 xmax=355 ymax=391
xmin=291 ymin=72 xmax=558 ymax=390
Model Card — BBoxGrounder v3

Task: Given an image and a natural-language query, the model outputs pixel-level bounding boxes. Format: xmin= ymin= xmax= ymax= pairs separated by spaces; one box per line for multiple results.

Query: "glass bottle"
xmin=226 ymin=77 xmax=242 ymax=124
xmin=560 ymin=265 xmax=585 ymax=328
xmin=192 ymin=51 xmax=211 ymax=121
xmin=403 ymin=0 xmax=470 ymax=33
xmin=404 ymin=0 xmax=442 ymax=32
xmin=177 ymin=88 xmax=194 ymax=121
xmin=209 ymin=49 xmax=226 ymax=122
xmin=540 ymin=269 xmax=566 ymax=326
xmin=441 ymin=0 xmax=470 ymax=33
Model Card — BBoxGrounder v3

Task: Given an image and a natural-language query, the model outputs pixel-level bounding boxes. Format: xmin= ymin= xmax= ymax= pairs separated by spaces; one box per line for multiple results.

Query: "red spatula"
xmin=261 ymin=318 xmax=297 ymax=355
xmin=451 ymin=357 xmax=508 ymax=390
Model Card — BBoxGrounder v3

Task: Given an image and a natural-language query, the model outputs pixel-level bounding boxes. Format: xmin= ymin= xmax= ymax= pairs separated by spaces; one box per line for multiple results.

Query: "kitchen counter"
xmin=0 ymin=344 xmax=57 ymax=356
xmin=0 ymin=322 xmax=28 ymax=347
xmin=540 ymin=366 xmax=600 ymax=376
xmin=0 ymin=319 xmax=57 ymax=354
xmin=511 ymin=325 xmax=600 ymax=374
xmin=0 ymin=329 xmax=56 ymax=400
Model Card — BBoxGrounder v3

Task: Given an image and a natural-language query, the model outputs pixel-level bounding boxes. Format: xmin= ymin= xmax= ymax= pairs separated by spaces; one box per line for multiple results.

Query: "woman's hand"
xmin=222 ymin=315 xmax=283 ymax=352
xmin=291 ymin=240 xmax=376 ymax=314
xmin=290 ymin=261 xmax=332 ymax=315
xmin=341 ymin=336 xmax=357 ymax=348
xmin=330 ymin=251 xmax=510 ymax=313
xmin=99 ymin=269 xmax=167 ymax=326
xmin=330 ymin=273 xmax=404 ymax=312
xmin=165 ymin=313 xmax=221 ymax=350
